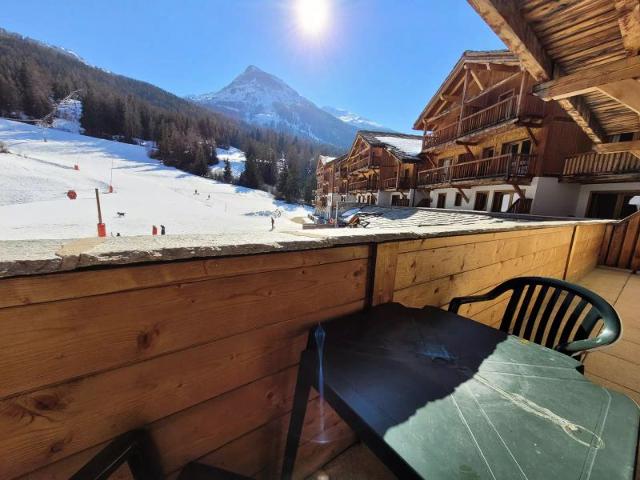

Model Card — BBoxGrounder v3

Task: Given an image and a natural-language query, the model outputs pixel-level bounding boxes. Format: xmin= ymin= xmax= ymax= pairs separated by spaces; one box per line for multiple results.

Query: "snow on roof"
xmin=355 ymin=131 xmax=423 ymax=161
xmin=319 ymin=155 xmax=336 ymax=166
xmin=374 ymin=135 xmax=422 ymax=157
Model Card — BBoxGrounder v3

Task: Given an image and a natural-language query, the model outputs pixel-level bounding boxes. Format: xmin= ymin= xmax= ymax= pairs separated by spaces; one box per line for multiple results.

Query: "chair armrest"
xmin=448 ymin=285 xmax=507 ymax=314
xmin=557 ymin=320 xmax=622 ymax=356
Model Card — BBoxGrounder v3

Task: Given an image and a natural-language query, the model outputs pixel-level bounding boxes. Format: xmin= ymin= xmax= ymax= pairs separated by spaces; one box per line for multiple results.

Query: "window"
xmin=491 ymin=191 xmax=514 ymax=212
xmin=500 ymin=139 xmax=531 ymax=155
xmin=587 ymin=191 xmax=640 ymax=219
xmin=481 ymin=147 xmax=495 ymax=159
xmin=474 ymin=192 xmax=488 ymax=211
xmin=437 ymin=193 xmax=447 ymax=208
xmin=454 ymin=192 xmax=463 ymax=206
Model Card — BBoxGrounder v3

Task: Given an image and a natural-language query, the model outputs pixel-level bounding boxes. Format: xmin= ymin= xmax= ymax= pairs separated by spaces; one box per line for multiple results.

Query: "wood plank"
xmin=0 ymin=259 xmax=367 ymax=399
xmin=534 ymin=56 xmax=640 ymax=100
xmin=18 ymin=367 xmax=307 ymax=480
xmin=594 ymin=140 xmax=640 ymax=153
xmin=618 ymin=214 xmax=640 ymax=268
xmin=0 ymin=321 xmax=311 ymax=478
xmin=597 ymin=79 xmax=640 ymax=115
xmin=393 ymin=243 xmax=571 ymax=308
xmin=371 ymin=243 xmax=399 ymax=306
xmin=0 ymin=246 xmax=369 ymax=309
xmin=395 ymin=228 xmax=573 ymax=291
xmin=614 ymin=0 xmax=640 ymax=55
xmin=396 ymin=226 xmax=570 ymax=254
xmin=467 ymin=0 xmax=552 ymax=81
xmin=605 ymin=222 xmax=627 ymax=266
xmin=598 ymin=224 xmax=615 ymax=264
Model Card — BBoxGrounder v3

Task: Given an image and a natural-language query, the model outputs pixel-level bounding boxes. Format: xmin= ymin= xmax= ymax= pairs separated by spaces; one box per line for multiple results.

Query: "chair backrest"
xmin=492 ymin=277 xmax=621 ymax=355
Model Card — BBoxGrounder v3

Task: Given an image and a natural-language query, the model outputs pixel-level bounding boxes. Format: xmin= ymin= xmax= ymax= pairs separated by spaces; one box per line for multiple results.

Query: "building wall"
xmin=425 ymin=181 xmax=539 ymax=212
xmin=530 ymin=177 xmax=581 ymax=217
xmin=0 ymin=224 xmax=607 ymax=480
xmin=575 ymin=182 xmax=640 ymax=218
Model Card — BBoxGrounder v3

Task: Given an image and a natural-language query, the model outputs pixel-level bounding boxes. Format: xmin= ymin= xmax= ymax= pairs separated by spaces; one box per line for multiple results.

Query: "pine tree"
xmin=238 ymin=149 xmax=262 ymax=189
xmin=223 ymin=159 xmax=233 ymax=183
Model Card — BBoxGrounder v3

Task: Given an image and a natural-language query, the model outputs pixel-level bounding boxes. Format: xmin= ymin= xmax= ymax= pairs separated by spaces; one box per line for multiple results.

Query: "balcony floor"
xmin=309 ymin=267 xmax=640 ymax=480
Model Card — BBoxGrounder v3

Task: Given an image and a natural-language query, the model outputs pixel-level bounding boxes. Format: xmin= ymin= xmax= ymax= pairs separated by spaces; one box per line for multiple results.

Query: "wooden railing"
xmin=416 ymin=153 xmax=537 ymax=187
xmin=459 ymin=95 xmax=519 ymax=135
xmin=424 ymin=94 xmax=545 ymax=149
xmin=599 ymin=210 xmax=640 ymax=271
xmin=348 ymin=178 xmax=376 ymax=192
xmin=382 ymin=177 xmax=397 ymax=190
xmin=424 ymin=122 xmax=458 ymax=149
xmin=563 ymin=151 xmax=640 ymax=178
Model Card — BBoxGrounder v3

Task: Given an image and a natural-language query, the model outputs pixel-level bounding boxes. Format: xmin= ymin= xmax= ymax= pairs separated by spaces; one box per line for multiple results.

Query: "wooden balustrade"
xmin=424 ymin=122 xmax=459 ymax=149
xmin=599 ymin=210 xmax=640 ymax=271
xmin=424 ymin=94 xmax=544 ymax=149
xmin=416 ymin=153 xmax=537 ymax=187
xmin=459 ymin=95 xmax=518 ymax=135
xmin=563 ymin=151 xmax=640 ymax=178
xmin=382 ymin=177 xmax=397 ymax=190
xmin=349 ymin=178 xmax=379 ymax=192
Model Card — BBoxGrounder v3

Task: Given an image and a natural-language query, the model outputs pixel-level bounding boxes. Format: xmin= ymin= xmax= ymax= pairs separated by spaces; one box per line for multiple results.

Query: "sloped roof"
xmin=356 ymin=131 xmax=424 ymax=162
xmin=413 ymin=49 xmax=520 ymax=130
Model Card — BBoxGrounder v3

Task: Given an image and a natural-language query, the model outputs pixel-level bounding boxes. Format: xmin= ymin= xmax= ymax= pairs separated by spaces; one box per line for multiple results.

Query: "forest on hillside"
xmin=0 ymin=28 xmax=339 ymax=202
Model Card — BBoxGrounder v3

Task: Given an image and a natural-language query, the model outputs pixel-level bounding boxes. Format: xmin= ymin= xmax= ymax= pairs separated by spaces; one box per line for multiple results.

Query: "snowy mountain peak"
xmin=322 ymin=106 xmax=392 ymax=132
xmin=188 ymin=66 xmax=357 ymax=148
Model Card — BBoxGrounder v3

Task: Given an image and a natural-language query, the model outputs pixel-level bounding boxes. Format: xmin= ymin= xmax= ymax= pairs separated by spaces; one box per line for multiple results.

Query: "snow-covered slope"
xmin=0 ymin=119 xmax=311 ymax=240
xmin=188 ymin=66 xmax=357 ymax=148
xmin=211 ymin=147 xmax=246 ymax=178
xmin=322 ymin=106 xmax=391 ymax=132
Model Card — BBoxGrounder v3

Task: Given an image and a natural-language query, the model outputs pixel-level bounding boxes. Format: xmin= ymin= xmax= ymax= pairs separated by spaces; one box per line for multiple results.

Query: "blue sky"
xmin=3 ymin=0 xmax=505 ymax=133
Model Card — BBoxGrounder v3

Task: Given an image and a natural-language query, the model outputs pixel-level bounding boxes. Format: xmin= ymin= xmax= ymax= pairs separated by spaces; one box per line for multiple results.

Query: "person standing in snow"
xmin=270 ymin=216 xmax=275 ymax=231
xmin=161 ymin=225 xmax=166 ymax=235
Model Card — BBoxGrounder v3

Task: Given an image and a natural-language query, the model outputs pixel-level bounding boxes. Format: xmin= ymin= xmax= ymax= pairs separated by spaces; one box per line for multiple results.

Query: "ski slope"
xmin=0 ymin=119 xmax=311 ymax=240
xmin=212 ymin=147 xmax=246 ymax=178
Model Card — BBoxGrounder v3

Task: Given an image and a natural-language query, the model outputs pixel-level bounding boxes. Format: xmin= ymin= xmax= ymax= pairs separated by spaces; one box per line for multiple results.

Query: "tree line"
xmin=0 ymin=28 xmax=339 ymax=202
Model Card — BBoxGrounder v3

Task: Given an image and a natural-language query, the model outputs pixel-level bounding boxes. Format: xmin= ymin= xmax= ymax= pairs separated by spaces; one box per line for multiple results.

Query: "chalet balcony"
xmin=382 ymin=177 xmax=411 ymax=190
xmin=416 ymin=153 xmax=537 ymax=188
xmin=348 ymin=178 xmax=378 ymax=192
xmin=562 ymin=151 xmax=640 ymax=182
xmin=423 ymin=94 xmax=544 ymax=150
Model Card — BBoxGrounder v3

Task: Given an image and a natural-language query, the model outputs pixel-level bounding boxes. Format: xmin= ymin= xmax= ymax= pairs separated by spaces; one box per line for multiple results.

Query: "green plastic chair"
xmin=449 ymin=276 xmax=622 ymax=357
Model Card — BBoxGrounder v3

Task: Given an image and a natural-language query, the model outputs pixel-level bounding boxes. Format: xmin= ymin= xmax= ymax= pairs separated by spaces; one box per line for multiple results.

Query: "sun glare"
xmin=296 ymin=0 xmax=330 ymax=37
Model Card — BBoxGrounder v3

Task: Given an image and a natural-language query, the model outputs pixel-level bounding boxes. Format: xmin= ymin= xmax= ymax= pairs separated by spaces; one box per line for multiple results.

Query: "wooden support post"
xmin=525 ymin=126 xmax=538 ymax=146
xmin=371 ymin=242 xmax=399 ymax=306
xmin=456 ymin=187 xmax=469 ymax=203
xmin=457 ymin=68 xmax=470 ymax=136
xmin=512 ymin=183 xmax=526 ymax=201
xmin=463 ymin=144 xmax=476 ymax=159
xmin=516 ymin=69 xmax=527 ymax=116
xmin=470 ymin=69 xmax=485 ymax=91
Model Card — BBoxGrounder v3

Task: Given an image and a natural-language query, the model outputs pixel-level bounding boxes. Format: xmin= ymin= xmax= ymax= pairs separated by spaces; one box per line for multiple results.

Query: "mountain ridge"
xmin=188 ymin=66 xmax=386 ymax=148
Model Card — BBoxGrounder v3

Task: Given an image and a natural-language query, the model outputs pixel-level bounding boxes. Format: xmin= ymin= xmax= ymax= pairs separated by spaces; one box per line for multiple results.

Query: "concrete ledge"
xmin=0 ymin=216 xmax=611 ymax=279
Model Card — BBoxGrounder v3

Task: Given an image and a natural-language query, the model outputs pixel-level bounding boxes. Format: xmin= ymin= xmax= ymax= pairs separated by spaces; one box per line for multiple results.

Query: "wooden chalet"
xmin=412 ymin=50 xmax=592 ymax=214
xmin=342 ymin=131 xmax=424 ymax=206
xmin=467 ymin=0 xmax=640 ymax=219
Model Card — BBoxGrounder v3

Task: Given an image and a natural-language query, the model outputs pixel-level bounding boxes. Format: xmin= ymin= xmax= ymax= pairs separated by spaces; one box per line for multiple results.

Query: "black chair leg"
xmin=281 ymin=351 xmax=315 ymax=480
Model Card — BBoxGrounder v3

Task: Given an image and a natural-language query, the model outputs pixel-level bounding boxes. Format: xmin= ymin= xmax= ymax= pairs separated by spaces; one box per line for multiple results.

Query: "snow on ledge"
xmin=0 ymin=217 xmax=611 ymax=279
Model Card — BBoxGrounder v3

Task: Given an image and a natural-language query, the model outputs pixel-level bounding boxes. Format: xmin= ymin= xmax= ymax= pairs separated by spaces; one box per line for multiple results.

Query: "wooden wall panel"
xmin=565 ymin=224 xmax=607 ymax=281
xmin=0 ymin=226 xmax=599 ymax=478
xmin=392 ymin=227 xmax=574 ymax=313
xmin=1 ymin=246 xmax=367 ymax=479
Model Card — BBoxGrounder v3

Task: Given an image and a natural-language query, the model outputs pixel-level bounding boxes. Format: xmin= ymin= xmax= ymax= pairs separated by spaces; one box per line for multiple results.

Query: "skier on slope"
xmin=161 ymin=225 xmax=166 ymax=235
xmin=270 ymin=216 xmax=275 ymax=231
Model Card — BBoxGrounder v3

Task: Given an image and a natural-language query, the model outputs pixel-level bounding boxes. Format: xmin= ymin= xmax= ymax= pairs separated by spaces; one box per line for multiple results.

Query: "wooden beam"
xmin=615 ymin=0 xmax=640 ymax=55
xmin=533 ymin=56 xmax=640 ymax=101
xmin=525 ymin=126 xmax=538 ymax=146
xmin=455 ymin=139 xmax=479 ymax=146
xmin=467 ymin=0 xmax=606 ymax=143
xmin=439 ymin=94 xmax=461 ymax=103
xmin=597 ymin=79 xmax=640 ymax=115
xmin=456 ymin=187 xmax=469 ymax=203
xmin=470 ymin=69 xmax=485 ymax=91
xmin=467 ymin=0 xmax=552 ymax=82
xmin=595 ymin=140 xmax=640 ymax=153
xmin=463 ymin=144 xmax=476 ymax=159
xmin=512 ymin=183 xmax=525 ymax=200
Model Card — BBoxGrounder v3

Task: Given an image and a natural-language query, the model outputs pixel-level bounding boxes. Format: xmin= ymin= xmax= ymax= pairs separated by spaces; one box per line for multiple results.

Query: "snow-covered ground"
xmin=0 ymin=119 xmax=311 ymax=240
xmin=212 ymin=146 xmax=246 ymax=178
